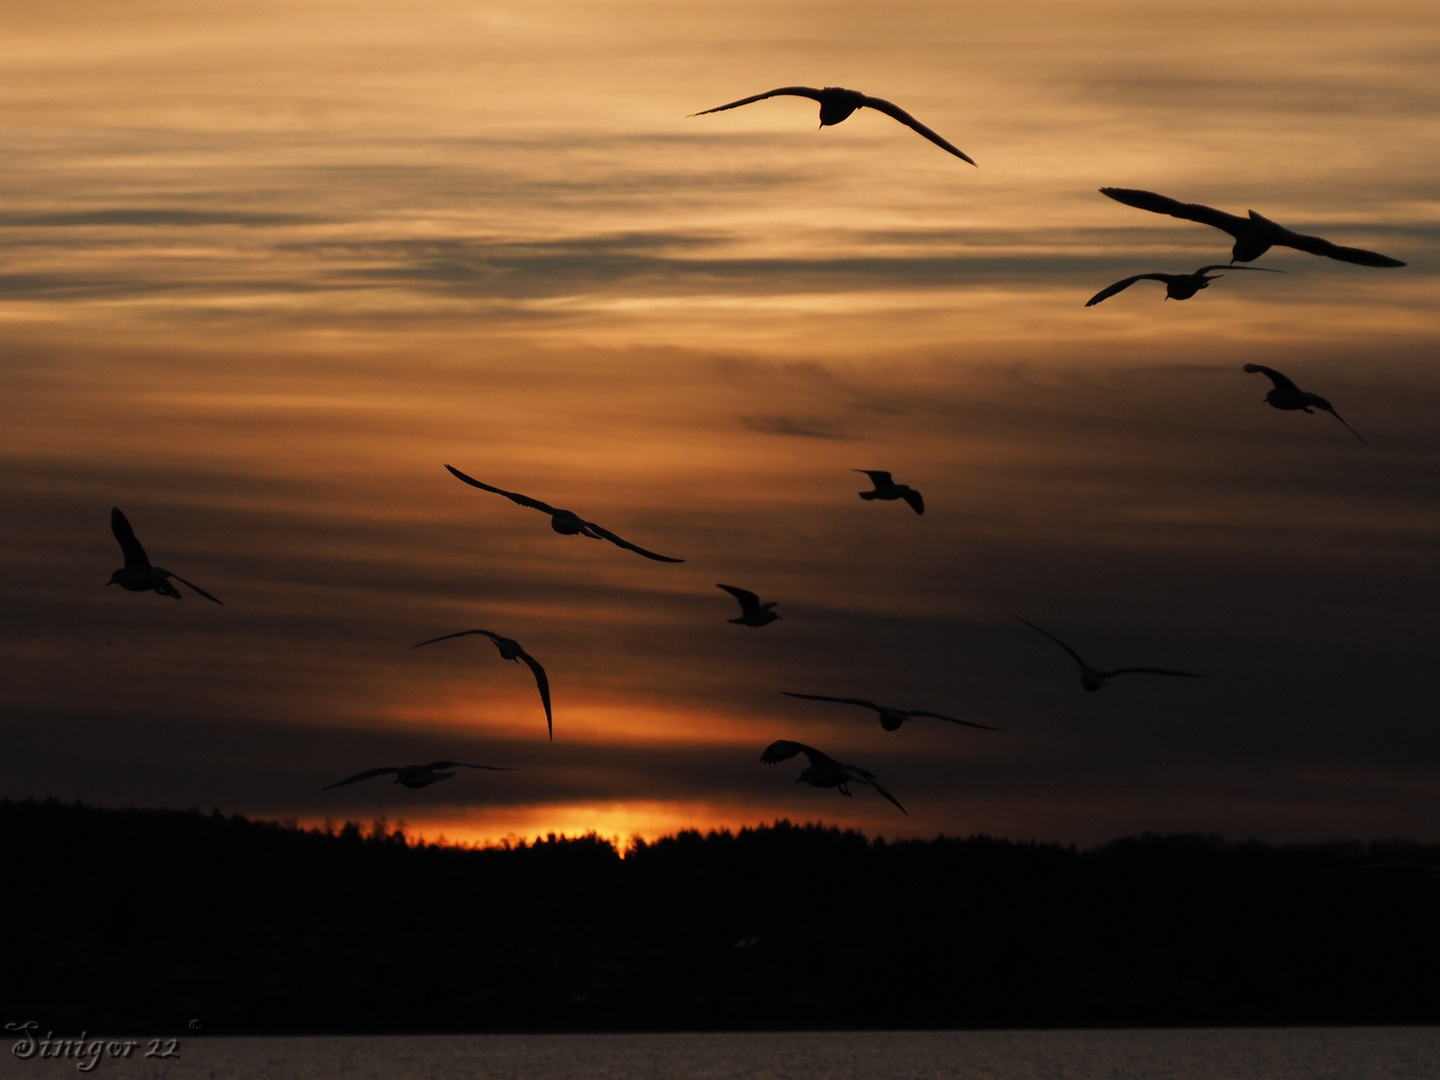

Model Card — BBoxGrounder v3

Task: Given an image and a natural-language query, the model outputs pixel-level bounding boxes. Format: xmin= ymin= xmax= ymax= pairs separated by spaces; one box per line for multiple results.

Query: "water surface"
xmin=4 ymin=1028 xmax=1437 ymax=1079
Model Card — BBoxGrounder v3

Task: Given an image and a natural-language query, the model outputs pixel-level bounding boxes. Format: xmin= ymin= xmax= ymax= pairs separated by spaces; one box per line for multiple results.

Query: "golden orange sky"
xmin=1 ymin=0 xmax=1438 ymax=847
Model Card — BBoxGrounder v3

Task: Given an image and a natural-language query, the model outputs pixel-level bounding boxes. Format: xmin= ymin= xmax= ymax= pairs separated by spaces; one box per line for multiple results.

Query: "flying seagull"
xmin=320 ymin=761 xmax=513 ymax=791
xmin=760 ymin=740 xmax=906 ymax=814
xmin=1014 ymin=615 xmax=1203 ymax=692
xmin=1099 ymin=188 xmax=1405 ymax=267
xmin=783 ymin=692 xmax=998 ymax=732
xmin=444 ymin=465 xmax=683 ymax=563
xmin=855 ymin=470 xmax=924 ymax=515
xmin=1243 ymin=364 xmax=1367 ymax=444
xmin=1085 ymin=264 xmax=1282 ymax=306
xmin=414 ymin=629 xmax=554 ymax=739
xmin=107 ymin=507 xmax=222 ymax=604
xmin=718 ymin=584 xmax=781 ymax=627
xmin=692 ymin=86 xmax=975 ymax=165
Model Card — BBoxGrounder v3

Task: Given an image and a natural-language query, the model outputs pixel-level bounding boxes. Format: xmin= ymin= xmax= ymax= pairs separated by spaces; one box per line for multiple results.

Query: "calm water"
xmin=3 ymin=1029 xmax=1438 ymax=1080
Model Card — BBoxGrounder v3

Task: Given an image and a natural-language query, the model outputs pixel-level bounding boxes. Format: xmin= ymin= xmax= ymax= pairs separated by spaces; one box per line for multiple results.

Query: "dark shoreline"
xmin=6 ymin=798 xmax=1439 ymax=1035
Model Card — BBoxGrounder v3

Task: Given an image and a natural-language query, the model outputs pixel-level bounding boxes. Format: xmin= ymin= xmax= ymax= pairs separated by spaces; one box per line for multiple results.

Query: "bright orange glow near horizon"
xmin=1 ymin=0 xmax=1438 ymax=847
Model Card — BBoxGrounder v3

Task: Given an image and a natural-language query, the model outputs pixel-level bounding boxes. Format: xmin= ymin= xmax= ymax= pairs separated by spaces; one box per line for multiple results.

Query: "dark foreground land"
xmin=4 ymin=799 xmax=1439 ymax=1034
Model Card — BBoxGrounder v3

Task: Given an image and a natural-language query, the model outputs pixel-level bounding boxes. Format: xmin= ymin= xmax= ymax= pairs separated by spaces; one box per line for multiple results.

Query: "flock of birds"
xmin=106 ymin=83 xmax=1404 ymax=820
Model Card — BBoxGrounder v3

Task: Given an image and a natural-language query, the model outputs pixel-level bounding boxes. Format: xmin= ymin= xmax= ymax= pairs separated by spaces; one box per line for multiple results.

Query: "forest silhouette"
xmin=5 ymin=799 xmax=1439 ymax=1034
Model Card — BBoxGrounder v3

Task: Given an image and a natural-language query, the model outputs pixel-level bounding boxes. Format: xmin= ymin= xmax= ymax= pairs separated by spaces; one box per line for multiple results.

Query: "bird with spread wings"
xmin=445 ymin=465 xmax=683 ymax=563
xmin=692 ymin=86 xmax=975 ymax=165
xmin=854 ymin=470 xmax=925 ymax=515
xmin=320 ymin=761 xmax=514 ymax=791
xmin=1243 ymin=364 xmax=1367 ymax=443
xmin=1099 ymin=188 xmax=1405 ymax=267
xmin=1085 ymin=264 xmax=1281 ymax=306
xmin=782 ymin=692 xmax=997 ymax=732
xmin=718 ymin=584 xmax=781 ymax=627
xmin=107 ymin=508 xmax=222 ymax=604
xmin=760 ymin=740 xmax=907 ymax=814
xmin=414 ymin=629 xmax=554 ymax=739
xmin=1014 ymin=616 xmax=1204 ymax=693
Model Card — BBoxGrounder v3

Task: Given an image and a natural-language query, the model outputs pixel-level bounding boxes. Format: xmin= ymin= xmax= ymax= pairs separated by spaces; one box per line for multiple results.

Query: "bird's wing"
xmin=842 ymin=764 xmax=907 ymax=814
xmin=412 ymin=629 xmax=497 ymax=648
xmin=718 ymin=584 xmax=762 ymax=610
xmin=906 ymin=711 xmax=1000 ymax=731
xmin=859 ymin=95 xmax=975 ymax=165
xmin=760 ymin=740 xmax=836 ymax=768
xmin=854 ymin=469 xmax=892 ymax=485
xmin=1099 ymin=188 xmax=1248 ymax=235
xmin=902 ymin=489 xmax=925 ymax=515
xmin=690 ymin=87 xmax=825 ymax=115
xmin=1265 ymin=221 xmax=1405 ymax=267
xmin=1304 ymin=398 xmax=1368 ymax=444
xmin=168 ymin=574 xmax=223 ymax=605
xmin=517 ymin=651 xmax=554 ymax=739
xmin=321 ymin=766 xmax=400 ymax=790
xmin=444 ymin=465 xmax=559 ymax=515
xmin=582 ymin=519 xmax=684 ymax=562
xmin=110 ymin=507 xmax=151 ymax=570
xmin=1195 ymin=265 xmax=1283 ymax=275
xmin=1242 ymin=363 xmax=1300 ymax=395
xmin=1085 ymin=274 xmax=1167 ymax=307
xmin=1013 ymin=615 xmax=1088 ymax=669
xmin=424 ymin=761 xmax=516 ymax=772
xmin=1103 ymin=667 xmax=1205 ymax=680
xmin=863 ymin=777 xmax=908 ymax=815
xmin=782 ymin=692 xmax=883 ymax=711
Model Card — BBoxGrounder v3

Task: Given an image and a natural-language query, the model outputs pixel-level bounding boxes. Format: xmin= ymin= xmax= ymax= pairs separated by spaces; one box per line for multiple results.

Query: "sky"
xmin=1 ymin=0 xmax=1438 ymax=847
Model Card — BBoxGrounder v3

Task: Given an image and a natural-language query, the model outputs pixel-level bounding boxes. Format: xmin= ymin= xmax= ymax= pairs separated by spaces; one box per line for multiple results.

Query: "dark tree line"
xmin=4 ymin=798 xmax=1439 ymax=1034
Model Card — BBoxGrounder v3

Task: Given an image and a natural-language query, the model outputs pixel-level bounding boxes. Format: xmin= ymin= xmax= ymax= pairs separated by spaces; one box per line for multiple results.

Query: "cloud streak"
xmin=1 ymin=0 xmax=1438 ymax=846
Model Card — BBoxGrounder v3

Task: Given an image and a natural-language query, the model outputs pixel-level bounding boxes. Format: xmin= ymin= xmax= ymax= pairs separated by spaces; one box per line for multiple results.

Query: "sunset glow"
xmin=2 ymin=0 xmax=1438 ymax=847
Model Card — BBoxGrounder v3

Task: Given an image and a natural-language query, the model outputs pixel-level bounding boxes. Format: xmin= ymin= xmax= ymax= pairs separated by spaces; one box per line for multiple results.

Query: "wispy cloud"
xmin=1 ymin=0 xmax=1439 ymax=846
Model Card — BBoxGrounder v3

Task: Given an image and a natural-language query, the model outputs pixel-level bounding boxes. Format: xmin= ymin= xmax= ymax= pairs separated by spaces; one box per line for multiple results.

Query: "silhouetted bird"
xmin=718 ymin=584 xmax=781 ymax=627
xmin=692 ymin=86 xmax=975 ymax=165
xmin=1243 ymin=364 xmax=1367 ymax=443
xmin=414 ymin=629 xmax=554 ymax=739
xmin=1085 ymin=264 xmax=1281 ymax=306
xmin=855 ymin=470 xmax=924 ymax=514
xmin=782 ymin=692 xmax=997 ymax=732
xmin=760 ymin=739 xmax=906 ymax=814
xmin=1014 ymin=615 xmax=1203 ymax=692
xmin=107 ymin=508 xmax=222 ymax=604
xmin=1099 ymin=188 xmax=1405 ymax=267
xmin=320 ymin=761 xmax=513 ymax=791
xmin=445 ymin=465 xmax=683 ymax=562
